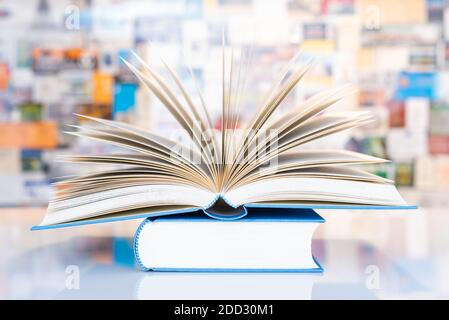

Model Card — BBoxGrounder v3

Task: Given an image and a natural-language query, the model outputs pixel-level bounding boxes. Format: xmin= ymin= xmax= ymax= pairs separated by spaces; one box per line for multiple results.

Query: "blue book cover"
xmin=133 ymin=207 xmax=326 ymax=272
xmin=31 ymin=202 xmax=417 ymax=230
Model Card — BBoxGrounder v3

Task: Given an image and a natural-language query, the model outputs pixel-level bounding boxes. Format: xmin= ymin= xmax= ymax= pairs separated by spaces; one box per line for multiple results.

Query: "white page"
xmin=224 ymin=177 xmax=406 ymax=207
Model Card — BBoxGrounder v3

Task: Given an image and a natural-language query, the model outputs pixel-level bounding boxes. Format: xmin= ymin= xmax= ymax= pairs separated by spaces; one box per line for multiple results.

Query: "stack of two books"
xmin=32 ymin=51 xmax=413 ymax=271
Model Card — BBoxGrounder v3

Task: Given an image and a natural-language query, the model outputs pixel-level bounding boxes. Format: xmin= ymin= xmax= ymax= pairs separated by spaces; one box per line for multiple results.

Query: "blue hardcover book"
xmin=134 ymin=207 xmax=325 ymax=272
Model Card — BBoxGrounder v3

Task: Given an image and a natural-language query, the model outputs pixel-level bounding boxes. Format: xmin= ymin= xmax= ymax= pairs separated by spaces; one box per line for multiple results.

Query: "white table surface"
xmin=0 ymin=206 xmax=447 ymax=299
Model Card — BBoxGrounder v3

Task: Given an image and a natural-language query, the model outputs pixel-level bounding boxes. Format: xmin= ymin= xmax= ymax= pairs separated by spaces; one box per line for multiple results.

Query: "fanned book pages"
xmin=33 ymin=49 xmax=414 ymax=230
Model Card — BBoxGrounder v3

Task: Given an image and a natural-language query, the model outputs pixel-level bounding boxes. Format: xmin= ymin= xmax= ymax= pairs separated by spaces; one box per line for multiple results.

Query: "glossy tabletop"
xmin=0 ymin=205 xmax=447 ymax=299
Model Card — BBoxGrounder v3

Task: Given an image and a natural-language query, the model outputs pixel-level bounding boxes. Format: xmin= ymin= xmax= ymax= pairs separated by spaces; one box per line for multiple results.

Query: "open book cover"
xmin=33 ymin=49 xmax=415 ymax=230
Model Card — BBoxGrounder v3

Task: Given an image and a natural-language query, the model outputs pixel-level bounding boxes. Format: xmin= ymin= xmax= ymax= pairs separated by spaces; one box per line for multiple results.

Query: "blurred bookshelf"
xmin=0 ymin=0 xmax=449 ymax=207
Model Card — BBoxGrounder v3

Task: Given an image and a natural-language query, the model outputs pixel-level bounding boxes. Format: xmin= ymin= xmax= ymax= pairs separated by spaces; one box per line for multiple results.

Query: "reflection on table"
xmin=0 ymin=207 xmax=447 ymax=299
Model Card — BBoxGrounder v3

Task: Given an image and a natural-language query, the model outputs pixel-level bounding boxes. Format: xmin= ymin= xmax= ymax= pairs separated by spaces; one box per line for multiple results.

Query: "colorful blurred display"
xmin=0 ymin=0 xmax=448 ymax=207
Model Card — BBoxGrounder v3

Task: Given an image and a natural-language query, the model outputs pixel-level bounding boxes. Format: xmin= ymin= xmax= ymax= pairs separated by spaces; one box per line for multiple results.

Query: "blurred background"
xmin=0 ymin=0 xmax=448 ymax=206
xmin=1 ymin=0 xmax=449 ymax=299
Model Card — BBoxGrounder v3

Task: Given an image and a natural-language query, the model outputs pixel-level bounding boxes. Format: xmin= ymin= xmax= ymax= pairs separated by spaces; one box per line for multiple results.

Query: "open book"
xmin=35 ymin=50 xmax=411 ymax=229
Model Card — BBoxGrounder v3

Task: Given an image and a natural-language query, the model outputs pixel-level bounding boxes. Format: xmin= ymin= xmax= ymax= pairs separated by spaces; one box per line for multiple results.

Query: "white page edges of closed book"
xmin=135 ymin=219 xmax=322 ymax=271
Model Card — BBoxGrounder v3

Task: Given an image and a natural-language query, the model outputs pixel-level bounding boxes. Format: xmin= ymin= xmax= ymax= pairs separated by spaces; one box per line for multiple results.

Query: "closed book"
xmin=134 ymin=208 xmax=324 ymax=272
